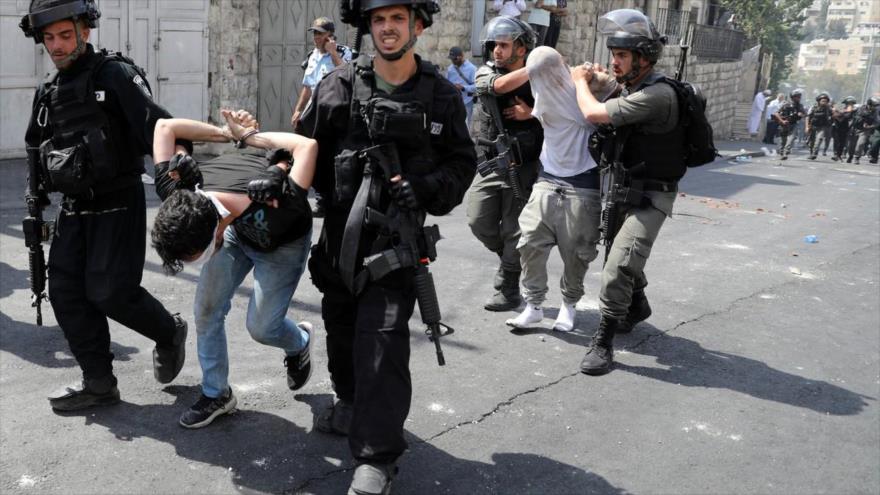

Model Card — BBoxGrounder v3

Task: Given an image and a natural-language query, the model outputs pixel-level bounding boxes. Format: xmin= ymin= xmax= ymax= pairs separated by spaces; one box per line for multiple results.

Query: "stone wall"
xmin=206 ymin=0 xmax=260 ymax=127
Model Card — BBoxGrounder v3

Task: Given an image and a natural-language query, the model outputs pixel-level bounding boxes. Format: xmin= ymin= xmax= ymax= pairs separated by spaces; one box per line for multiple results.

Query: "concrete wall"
xmin=206 ymin=0 xmax=260 ymax=127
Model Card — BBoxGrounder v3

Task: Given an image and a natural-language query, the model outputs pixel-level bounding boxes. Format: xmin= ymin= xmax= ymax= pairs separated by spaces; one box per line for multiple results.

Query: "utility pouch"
xmin=366 ymin=98 xmax=426 ymax=141
xmin=83 ymin=127 xmax=117 ymax=179
xmin=333 ymin=149 xmax=362 ymax=204
xmin=40 ymin=140 xmax=92 ymax=196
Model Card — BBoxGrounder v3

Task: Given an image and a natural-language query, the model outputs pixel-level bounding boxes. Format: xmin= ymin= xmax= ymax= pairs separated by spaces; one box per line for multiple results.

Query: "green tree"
xmin=825 ymin=19 xmax=848 ymax=40
xmin=719 ymin=0 xmax=814 ymax=86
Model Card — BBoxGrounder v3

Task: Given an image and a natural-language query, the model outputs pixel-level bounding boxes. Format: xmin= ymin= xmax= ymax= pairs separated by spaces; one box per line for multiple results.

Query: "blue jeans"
xmin=194 ymin=226 xmax=311 ymax=398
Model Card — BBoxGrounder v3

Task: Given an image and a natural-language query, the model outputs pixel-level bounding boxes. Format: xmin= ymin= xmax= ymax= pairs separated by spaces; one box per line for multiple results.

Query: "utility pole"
xmin=863 ymin=27 xmax=879 ymax=101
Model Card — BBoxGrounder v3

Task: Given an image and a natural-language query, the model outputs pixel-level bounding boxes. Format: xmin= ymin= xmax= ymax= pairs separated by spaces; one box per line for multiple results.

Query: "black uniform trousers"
xmin=311 ymin=245 xmax=416 ymax=464
xmin=48 ymin=183 xmax=176 ymax=381
xmin=832 ymin=124 xmax=849 ymax=158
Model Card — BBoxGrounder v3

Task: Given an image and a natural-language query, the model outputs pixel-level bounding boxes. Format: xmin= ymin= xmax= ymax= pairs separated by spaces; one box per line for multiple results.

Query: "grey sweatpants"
xmin=516 ymin=181 xmax=601 ymax=306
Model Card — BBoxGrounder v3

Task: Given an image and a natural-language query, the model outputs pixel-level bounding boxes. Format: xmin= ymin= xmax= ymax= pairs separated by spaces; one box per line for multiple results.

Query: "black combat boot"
xmin=616 ymin=290 xmax=652 ymax=334
xmin=153 ymin=314 xmax=188 ymax=384
xmin=48 ymin=375 xmax=120 ymax=411
xmin=580 ymin=317 xmax=619 ymax=376
xmin=484 ymin=270 xmax=522 ymax=311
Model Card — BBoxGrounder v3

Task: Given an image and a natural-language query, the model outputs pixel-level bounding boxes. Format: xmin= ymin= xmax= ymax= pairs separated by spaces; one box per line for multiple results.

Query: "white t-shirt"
xmin=493 ymin=0 xmax=527 ymax=17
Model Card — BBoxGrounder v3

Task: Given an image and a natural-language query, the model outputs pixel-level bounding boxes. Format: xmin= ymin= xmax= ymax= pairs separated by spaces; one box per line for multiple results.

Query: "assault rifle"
xmin=359 ymin=143 xmax=454 ymax=366
xmin=476 ymin=94 xmax=527 ymax=203
xmin=598 ymin=127 xmax=644 ymax=262
xmin=22 ymin=146 xmax=53 ymax=325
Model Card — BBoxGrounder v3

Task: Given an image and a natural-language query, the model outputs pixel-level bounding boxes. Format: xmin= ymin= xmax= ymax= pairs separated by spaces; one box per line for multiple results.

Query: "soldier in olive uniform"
xmin=806 ymin=93 xmax=833 ymax=160
xmin=773 ymin=89 xmax=805 ymax=160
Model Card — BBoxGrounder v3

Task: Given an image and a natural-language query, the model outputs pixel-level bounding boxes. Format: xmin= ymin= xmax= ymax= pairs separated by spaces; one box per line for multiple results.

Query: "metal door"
xmin=258 ymin=0 xmax=351 ymax=132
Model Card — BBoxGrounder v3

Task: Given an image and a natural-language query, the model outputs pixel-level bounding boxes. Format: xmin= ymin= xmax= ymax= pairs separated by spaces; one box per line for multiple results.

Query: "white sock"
xmin=505 ymin=304 xmax=543 ymax=328
xmin=552 ymin=303 xmax=576 ymax=332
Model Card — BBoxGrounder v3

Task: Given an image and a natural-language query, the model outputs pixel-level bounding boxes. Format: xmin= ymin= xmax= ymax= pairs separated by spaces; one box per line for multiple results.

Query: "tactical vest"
xmin=810 ymin=105 xmax=832 ymax=127
xmin=331 ymin=57 xmax=438 ymax=207
xmin=36 ymin=49 xmax=143 ymax=197
xmin=618 ymin=74 xmax=687 ymax=182
xmin=853 ymin=106 xmax=878 ymax=131
xmin=475 ymin=62 xmax=543 ymax=163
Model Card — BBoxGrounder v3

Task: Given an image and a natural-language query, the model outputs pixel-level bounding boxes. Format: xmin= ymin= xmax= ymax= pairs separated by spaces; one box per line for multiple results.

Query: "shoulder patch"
xmin=95 ymin=90 xmax=105 ymax=102
xmin=133 ymin=74 xmax=152 ymax=98
xmin=430 ymin=122 xmax=443 ymax=135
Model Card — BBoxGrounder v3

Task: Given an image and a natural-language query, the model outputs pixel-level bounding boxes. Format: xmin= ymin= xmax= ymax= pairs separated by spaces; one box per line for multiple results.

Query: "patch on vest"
xmin=430 ymin=122 xmax=443 ymax=135
xmin=133 ymin=75 xmax=152 ymax=98
xmin=95 ymin=90 xmax=105 ymax=102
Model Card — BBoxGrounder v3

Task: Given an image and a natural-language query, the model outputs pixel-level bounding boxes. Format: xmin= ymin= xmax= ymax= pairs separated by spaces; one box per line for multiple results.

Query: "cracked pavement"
xmin=1 ymin=141 xmax=878 ymax=494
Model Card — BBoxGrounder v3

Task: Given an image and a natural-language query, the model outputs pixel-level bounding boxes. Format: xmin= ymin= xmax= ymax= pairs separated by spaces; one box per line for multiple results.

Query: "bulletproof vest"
xmin=779 ymin=101 xmax=803 ymax=122
xmin=475 ymin=62 xmax=543 ymax=163
xmin=854 ymin=106 xmax=878 ymax=130
xmin=618 ymin=73 xmax=687 ymax=181
xmin=810 ymin=105 xmax=832 ymax=127
xmin=37 ymin=49 xmax=143 ymax=195
xmin=331 ymin=58 xmax=438 ymax=207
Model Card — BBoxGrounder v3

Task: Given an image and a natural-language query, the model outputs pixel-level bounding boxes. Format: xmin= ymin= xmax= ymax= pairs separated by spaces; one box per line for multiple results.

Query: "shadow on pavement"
xmin=293 ymin=394 xmax=628 ymax=494
xmin=0 ymin=261 xmax=139 ymax=369
xmin=679 ymin=161 xmax=800 ymax=200
xmin=619 ymin=328 xmax=873 ymax=416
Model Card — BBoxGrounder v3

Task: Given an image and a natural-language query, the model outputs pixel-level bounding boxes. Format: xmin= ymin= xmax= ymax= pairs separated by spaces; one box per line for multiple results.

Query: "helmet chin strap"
xmin=375 ymin=11 xmax=417 ymax=62
xmin=616 ymin=52 xmax=646 ymax=85
xmin=55 ymin=21 xmax=88 ymax=69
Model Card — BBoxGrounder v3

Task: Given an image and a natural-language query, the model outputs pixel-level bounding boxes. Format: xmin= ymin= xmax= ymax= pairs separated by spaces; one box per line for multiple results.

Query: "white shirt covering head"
xmin=527 ymin=46 xmax=617 ymax=177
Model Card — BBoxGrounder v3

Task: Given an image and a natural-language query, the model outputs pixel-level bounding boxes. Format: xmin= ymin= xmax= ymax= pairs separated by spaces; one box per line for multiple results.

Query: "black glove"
xmin=168 ymin=154 xmax=202 ymax=188
xmin=391 ymin=179 xmax=420 ymax=210
xmin=247 ymin=165 xmax=288 ymax=203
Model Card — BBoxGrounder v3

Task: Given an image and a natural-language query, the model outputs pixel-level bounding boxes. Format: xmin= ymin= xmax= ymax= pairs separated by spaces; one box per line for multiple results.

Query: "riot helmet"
xmin=349 ymin=0 xmax=440 ymax=61
xmin=841 ymin=96 xmax=857 ymax=105
xmin=867 ymin=97 xmax=879 ymax=107
xmin=815 ymin=92 xmax=830 ymax=103
xmin=20 ymin=0 xmax=100 ymax=43
xmin=599 ymin=9 xmax=666 ymax=83
xmin=480 ymin=16 xmax=536 ymax=67
xmin=790 ymin=89 xmax=803 ymax=99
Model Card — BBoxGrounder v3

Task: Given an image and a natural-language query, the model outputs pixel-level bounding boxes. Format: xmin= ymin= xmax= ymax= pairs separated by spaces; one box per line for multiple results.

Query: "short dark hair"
xmin=151 ymin=189 xmax=217 ymax=275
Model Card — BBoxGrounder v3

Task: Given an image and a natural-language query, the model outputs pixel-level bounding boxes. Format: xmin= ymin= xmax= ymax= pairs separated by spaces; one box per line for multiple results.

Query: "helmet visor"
xmin=28 ymin=1 xmax=88 ymax=30
xmin=480 ymin=16 xmax=525 ymax=44
xmin=598 ymin=9 xmax=654 ymax=39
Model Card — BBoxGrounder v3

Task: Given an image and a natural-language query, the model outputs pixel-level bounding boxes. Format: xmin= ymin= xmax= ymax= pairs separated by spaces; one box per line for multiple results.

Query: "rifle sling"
xmin=339 ymin=164 xmax=374 ymax=295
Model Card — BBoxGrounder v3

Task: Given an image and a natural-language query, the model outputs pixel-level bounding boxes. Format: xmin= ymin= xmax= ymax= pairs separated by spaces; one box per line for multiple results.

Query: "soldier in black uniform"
xmin=846 ymin=97 xmax=879 ymax=164
xmin=806 ymin=93 xmax=833 ymax=160
xmin=20 ymin=0 xmax=188 ymax=411
xmin=295 ymin=1 xmax=476 ymax=493
xmin=572 ymin=9 xmax=685 ymax=375
xmin=831 ymin=96 xmax=857 ymax=162
xmin=468 ymin=16 xmax=543 ymax=312
xmin=773 ymin=89 xmax=805 ymax=160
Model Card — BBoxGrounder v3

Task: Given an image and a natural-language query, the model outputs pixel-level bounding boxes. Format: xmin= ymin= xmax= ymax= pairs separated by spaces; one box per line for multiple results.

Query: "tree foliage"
xmin=718 ymin=0 xmax=814 ymax=87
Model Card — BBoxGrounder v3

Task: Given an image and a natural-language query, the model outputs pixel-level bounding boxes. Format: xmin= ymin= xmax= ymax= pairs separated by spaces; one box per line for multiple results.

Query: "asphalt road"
xmin=1 ymin=141 xmax=878 ymax=494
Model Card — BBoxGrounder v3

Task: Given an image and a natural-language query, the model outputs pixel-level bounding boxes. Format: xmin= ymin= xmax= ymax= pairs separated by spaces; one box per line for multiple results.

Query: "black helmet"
xmin=867 ymin=97 xmax=880 ymax=107
xmin=600 ymin=9 xmax=667 ymax=64
xmin=20 ymin=0 xmax=100 ymax=43
xmin=479 ymin=16 xmax=537 ymax=63
xmin=842 ymin=96 xmax=857 ymax=105
xmin=358 ymin=0 xmax=439 ymax=28
xmin=790 ymin=89 xmax=803 ymax=99
xmin=815 ymin=92 xmax=830 ymax=102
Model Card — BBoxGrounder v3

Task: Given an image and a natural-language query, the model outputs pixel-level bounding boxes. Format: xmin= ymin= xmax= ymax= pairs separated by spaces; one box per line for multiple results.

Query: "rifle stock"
xmin=476 ymin=94 xmax=526 ymax=203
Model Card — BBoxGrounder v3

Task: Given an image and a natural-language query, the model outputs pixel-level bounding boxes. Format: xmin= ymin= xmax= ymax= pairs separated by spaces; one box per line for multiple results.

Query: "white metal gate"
xmin=258 ymin=0 xmax=353 ymax=132
xmin=0 ymin=0 xmax=207 ymax=158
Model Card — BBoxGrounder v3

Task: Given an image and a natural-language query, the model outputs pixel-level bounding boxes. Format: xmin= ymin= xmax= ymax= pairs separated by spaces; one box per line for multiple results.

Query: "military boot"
xmin=579 ymin=317 xmax=619 ymax=376
xmin=616 ymin=290 xmax=652 ymax=334
xmin=484 ymin=270 xmax=521 ymax=312
xmin=153 ymin=314 xmax=188 ymax=384
xmin=49 ymin=375 xmax=120 ymax=411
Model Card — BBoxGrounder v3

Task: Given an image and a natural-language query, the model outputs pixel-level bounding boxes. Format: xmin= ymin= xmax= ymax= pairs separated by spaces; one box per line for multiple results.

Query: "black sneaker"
xmin=285 ymin=322 xmax=313 ymax=391
xmin=348 ymin=463 xmax=397 ymax=495
xmin=154 ymin=314 xmax=188 ymax=384
xmin=49 ymin=378 xmax=120 ymax=411
xmin=179 ymin=389 xmax=237 ymax=429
